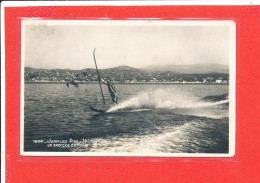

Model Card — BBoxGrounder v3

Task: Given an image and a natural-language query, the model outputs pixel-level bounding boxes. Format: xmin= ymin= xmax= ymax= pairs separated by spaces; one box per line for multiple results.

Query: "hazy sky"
xmin=23 ymin=20 xmax=233 ymax=69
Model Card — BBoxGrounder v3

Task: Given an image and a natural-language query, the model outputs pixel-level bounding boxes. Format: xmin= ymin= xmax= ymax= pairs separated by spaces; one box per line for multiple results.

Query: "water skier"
xmin=99 ymin=77 xmax=118 ymax=104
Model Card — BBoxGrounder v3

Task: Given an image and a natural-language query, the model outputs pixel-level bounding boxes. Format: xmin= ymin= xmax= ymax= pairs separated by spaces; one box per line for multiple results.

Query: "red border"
xmin=5 ymin=6 xmax=260 ymax=182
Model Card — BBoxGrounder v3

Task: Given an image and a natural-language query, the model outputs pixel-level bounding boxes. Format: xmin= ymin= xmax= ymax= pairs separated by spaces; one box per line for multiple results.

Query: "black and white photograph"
xmin=21 ymin=20 xmax=235 ymax=156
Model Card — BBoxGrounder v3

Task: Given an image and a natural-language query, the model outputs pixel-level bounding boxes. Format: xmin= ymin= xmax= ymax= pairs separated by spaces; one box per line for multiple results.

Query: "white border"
xmin=229 ymin=21 xmax=236 ymax=157
xmin=20 ymin=20 xmax=236 ymax=157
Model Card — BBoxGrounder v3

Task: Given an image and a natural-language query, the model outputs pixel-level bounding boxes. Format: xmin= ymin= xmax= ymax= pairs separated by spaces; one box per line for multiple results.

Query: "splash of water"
xmin=107 ymin=88 xmax=228 ymax=113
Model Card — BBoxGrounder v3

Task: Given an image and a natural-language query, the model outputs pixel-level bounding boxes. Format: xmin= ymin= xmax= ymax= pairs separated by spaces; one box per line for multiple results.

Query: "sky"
xmin=23 ymin=20 xmax=234 ymax=70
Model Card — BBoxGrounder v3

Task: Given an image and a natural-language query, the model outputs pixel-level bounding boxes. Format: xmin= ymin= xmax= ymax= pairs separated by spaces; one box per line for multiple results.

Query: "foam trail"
xmin=197 ymin=99 xmax=229 ymax=107
xmin=107 ymin=88 xmax=228 ymax=113
xmin=107 ymin=89 xmax=189 ymax=112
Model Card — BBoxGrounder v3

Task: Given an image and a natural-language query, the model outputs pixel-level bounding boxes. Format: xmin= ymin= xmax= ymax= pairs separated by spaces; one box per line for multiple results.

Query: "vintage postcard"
xmin=21 ymin=20 xmax=235 ymax=157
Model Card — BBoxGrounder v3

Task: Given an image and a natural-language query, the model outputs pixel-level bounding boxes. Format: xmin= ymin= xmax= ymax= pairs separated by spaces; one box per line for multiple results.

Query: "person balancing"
xmin=99 ymin=76 xmax=118 ymax=104
xmin=92 ymin=48 xmax=118 ymax=105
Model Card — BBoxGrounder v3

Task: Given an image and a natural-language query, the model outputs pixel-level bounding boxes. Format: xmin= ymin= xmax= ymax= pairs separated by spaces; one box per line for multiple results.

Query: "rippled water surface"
xmin=24 ymin=83 xmax=229 ymax=154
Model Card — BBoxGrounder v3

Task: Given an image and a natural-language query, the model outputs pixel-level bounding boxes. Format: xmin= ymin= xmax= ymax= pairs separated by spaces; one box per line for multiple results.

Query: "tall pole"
xmin=93 ymin=48 xmax=106 ymax=105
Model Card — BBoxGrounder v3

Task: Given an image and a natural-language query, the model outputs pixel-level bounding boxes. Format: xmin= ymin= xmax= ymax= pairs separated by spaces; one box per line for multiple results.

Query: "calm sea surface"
xmin=24 ymin=83 xmax=229 ymax=154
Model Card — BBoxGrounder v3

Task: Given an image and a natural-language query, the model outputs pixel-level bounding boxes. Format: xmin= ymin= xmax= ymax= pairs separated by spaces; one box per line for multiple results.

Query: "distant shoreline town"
xmin=25 ymin=64 xmax=229 ymax=84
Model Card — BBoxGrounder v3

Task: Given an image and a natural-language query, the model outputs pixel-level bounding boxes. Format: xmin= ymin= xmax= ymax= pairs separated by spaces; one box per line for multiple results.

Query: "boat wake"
xmin=107 ymin=88 xmax=229 ymax=113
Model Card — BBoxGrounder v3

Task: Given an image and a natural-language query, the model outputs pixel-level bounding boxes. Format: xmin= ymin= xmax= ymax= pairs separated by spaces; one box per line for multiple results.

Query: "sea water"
xmin=24 ymin=83 xmax=229 ymax=154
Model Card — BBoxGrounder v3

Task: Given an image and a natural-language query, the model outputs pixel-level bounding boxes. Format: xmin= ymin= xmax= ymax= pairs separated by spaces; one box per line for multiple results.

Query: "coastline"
xmin=25 ymin=81 xmax=229 ymax=85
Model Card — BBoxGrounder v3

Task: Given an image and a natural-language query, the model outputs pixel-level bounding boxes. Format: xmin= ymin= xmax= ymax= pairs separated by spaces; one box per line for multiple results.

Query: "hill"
xmin=24 ymin=65 xmax=229 ymax=83
xmin=143 ymin=64 xmax=229 ymax=74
